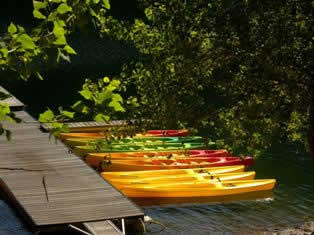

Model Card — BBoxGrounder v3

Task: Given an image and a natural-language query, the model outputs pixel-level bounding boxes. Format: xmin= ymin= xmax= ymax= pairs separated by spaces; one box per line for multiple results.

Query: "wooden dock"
xmin=0 ymin=87 xmax=144 ymax=234
xmin=41 ymin=120 xmax=130 ymax=132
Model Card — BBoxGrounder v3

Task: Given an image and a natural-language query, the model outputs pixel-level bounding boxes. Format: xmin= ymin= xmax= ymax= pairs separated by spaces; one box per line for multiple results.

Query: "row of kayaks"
xmin=60 ymin=128 xmax=276 ymax=200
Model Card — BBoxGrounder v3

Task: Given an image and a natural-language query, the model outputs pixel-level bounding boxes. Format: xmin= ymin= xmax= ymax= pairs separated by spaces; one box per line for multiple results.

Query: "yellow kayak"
xmin=101 ymin=165 xmax=245 ymax=180
xmin=60 ymin=132 xmax=110 ymax=140
xmin=60 ymin=129 xmax=188 ymax=139
xmin=120 ymin=179 xmax=276 ymax=198
xmin=105 ymin=171 xmax=256 ymax=190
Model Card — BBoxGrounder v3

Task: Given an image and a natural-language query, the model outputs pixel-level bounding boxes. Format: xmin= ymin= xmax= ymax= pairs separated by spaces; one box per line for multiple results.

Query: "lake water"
xmin=1 ymin=145 xmax=314 ymax=234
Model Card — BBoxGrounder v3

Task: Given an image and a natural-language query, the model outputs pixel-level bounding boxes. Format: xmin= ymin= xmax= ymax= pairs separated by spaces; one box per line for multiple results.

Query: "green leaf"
xmin=33 ymin=1 xmax=48 ymax=9
xmin=54 ymin=35 xmax=67 ymax=45
xmin=72 ymin=102 xmax=89 ymax=114
xmin=61 ymin=110 xmax=75 ymax=119
xmin=0 ymin=48 xmax=8 ymax=58
xmin=103 ymin=76 xmax=110 ymax=83
xmin=17 ymin=26 xmax=25 ymax=33
xmin=103 ymin=0 xmax=110 ymax=9
xmin=57 ymin=3 xmax=72 ymax=14
xmin=71 ymin=100 xmax=83 ymax=110
xmin=33 ymin=9 xmax=46 ymax=19
xmin=35 ymin=72 xmax=44 ymax=80
xmin=93 ymin=0 xmax=100 ymax=3
xmin=79 ymin=89 xmax=93 ymax=100
xmin=8 ymin=23 xmax=17 ymax=34
xmin=59 ymin=51 xmax=71 ymax=62
xmin=98 ymin=90 xmax=112 ymax=103
xmin=64 ymin=45 xmax=76 ymax=54
xmin=5 ymin=130 xmax=12 ymax=141
xmin=111 ymin=93 xmax=123 ymax=103
xmin=0 ymin=104 xmax=10 ymax=117
xmin=107 ymin=80 xmax=120 ymax=91
xmin=17 ymin=34 xmax=36 ymax=50
xmin=109 ymin=101 xmax=125 ymax=112
xmin=53 ymin=22 xmax=65 ymax=37
xmin=94 ymin=114 xmax=110 ymax=122
xmin=39 ymin=109 xmax=55 ymax=123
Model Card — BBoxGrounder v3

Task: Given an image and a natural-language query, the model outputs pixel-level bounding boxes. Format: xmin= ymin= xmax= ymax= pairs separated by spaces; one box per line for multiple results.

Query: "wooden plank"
xmin=0 ymin=173 xmax=142 ymax=226
xmin=0 ymin=86 xmax=24 ymax=110
xmin=0 ymin=106 xmax=143 ymax=231
xmin=84 ymin=221 xmax=123 ymax=235
xmin=40 ymin=120 xmax=131 ymax=132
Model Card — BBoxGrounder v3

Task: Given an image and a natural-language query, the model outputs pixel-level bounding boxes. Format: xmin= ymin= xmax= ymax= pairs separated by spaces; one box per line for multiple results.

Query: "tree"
xmin=2 ymin=0 xmax=313 ymax=159
xmin=101 ymin=0 xmax=313 ymax=157
xmin=0 ymin=0 xmax=118 ymax=137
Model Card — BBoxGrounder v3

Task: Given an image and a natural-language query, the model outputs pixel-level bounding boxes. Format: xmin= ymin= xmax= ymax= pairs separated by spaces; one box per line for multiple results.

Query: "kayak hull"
xmin=60 ymin=129 xmax=189 ymax=139
xmin=86 ymin=150 xmax=229 ymax=167
xmin=101 ymin=157 xmax=253 ymax=171
xmin=65 ymin=138 xmax=203 ymax=147
xmin=101 ymin=165 xmax=245 ymax=180
xmin=105 ymin=171 xmax=256 ymax=190
xmin=74 ymin=144 xmax=205 ymax=156
xmin=120 ymin=179 xmax=276 ymax=198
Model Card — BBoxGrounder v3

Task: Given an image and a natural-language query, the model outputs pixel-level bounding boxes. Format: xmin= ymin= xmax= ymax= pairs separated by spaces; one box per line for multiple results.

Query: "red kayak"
xmin=86 ymin=149 xmax=232 ymax=167
xmin=101 ymin=156 xmax=254 ymax=171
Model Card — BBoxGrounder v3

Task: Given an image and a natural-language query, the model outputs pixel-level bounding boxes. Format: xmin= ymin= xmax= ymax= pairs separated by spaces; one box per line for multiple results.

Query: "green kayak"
xmin=73 ymin=143 xmax=205 ymax=157
xmin=65 ymin=137 xmax=204 ymax=147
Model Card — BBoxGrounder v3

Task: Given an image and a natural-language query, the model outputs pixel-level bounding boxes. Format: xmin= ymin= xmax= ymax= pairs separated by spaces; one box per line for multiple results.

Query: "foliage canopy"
xmin=1 ymin=0 xmax=313 ymax=158
xmin=102 ymin=0 xmax=314 ymax=156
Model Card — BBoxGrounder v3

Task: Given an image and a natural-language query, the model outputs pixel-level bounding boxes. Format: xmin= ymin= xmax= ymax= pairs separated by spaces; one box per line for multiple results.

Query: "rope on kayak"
xmin=167 ymin=154 xmax=173 ymax=159
xmin=207 ymin=173 xmax=222 ymax=182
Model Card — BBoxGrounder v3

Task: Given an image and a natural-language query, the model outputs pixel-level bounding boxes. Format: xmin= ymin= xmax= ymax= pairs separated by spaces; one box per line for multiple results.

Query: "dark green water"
xmin=1 ymin=148 xmax=314 ymax=234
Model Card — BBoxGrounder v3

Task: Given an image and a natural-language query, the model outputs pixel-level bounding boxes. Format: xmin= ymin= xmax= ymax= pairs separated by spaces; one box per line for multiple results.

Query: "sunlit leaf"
xmin=8 ymin=23 xmax=17 ymax=34
xmin=79 ymin=89 xmax=93 ymax=100
xmin=57 ymin=3 xmax=72 ymax=14
xmin=103 ymin=0 xmax=110 ymax=9
xmin=109 ymin=101 xmax=125 ymax=112
xmin=39 ymin=109 xmax=55 ymax=123
xmin=94 ymin=114 xmax=110 ymax=122
xmin=33 ymin=9 xmax=46 ymax=19
xmin=17 ymin=34 xmax=36 ymax=50
xmin=64 ymin=45 xmax=77 ymax=54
